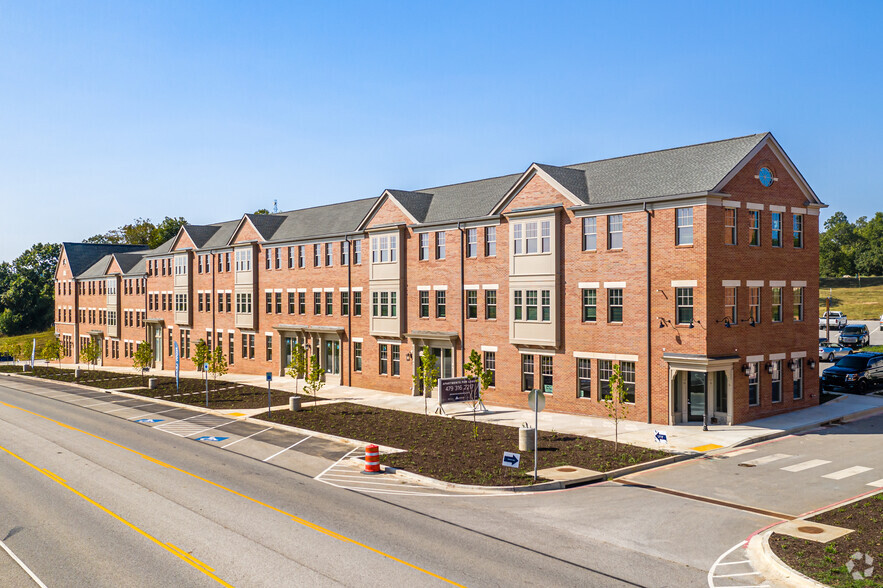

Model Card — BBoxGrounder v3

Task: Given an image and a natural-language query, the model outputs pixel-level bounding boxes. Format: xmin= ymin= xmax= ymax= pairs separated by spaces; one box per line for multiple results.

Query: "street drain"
xmin=798 ymin=526 xmax=825 ymax=534
xmin=738 ymin=463 xmax=756 ymax=467
xmin=557 ymin=467 xmax=577 ymax=472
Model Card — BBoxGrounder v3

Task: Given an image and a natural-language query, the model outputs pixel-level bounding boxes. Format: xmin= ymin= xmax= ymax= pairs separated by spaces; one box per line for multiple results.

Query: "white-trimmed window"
xmin=341 ymin=241 xmax=349 ymax=265
xmin=372 ymin=235 xmax=398 ymax=263
xmin=792 ymin=358 xmax=803 ymax=400
xmin=724 ymin=209 xmax=737 ymax=245
xmin=314 ymin=244 xmax=321 ymax=267
xmin=582 ymin=217 xmax=597 ymax=251
xmin=749 ymin=287 xmax=761 ymax=323
xmin=607 ymin=214 xmax=623 ymax=249
xmin=372 ymin=291 xmax=397 ymax=317
xmin=341 ymin=291 xmax=349 ymax=316
xmin=298 ymin=245 xmax=305 ymax=268
xmin=749 ymin=210 xmax=760 ymax=246
xmin=288 ymin=246 xmax=295 ymax=268
xmin=522 ymin=355 xmax=534 ymax=391
xmin=485 ymin=290 xmax=497 ymax=319
xmin=525 ymin=222 xmax=538 ymax=253
xmin=676 ymin=287 xmax=693 ymax=324
xmin=484 ymin=351 xmax=495 ymax=387
xmin=419 ymin=233 xmax=429 ymax=260
xmin=541 ymin=220 xmax=551 ymax=252
xmin=466 ymin=290 xmax=478 ymax=319
xmin=793 ymin=287 xmax=804 ymax=321
xmin=771 ymin=287 xmax=783 ymax=322
xmin=771 ymin=212 xmax=782 ymax=247
xmin=175 ymin=256 xmax=187 ymax=275
xmin=235 ymin=249 xmax=251 ymax=271
xmin=582 ymin=289 xmax=597 ymax=322
xmin=725 ymin=287 xmax=737 ymax=324
xmin=598 ymin=360 xmax=612 ymax=401
xmin=391 ymin=344 xmax=400 ymax=376
xmin=419 ymin=290 xmax=430 ymax=318
xmin=485 ymin=226 xmax=496 ymax=256
xmin=436 ymin=290 xmax=446 ymax=318
xmin=236 ymin=292 xmax=252 ymax=314
xmin=793 ymin=214 xmax=803 ymax=248
xmin=541 ymin=356 xmax=553 ymax=393
xmin=577 ymin=358 xmax=591 ymax=398
xmin=325 ymin=242 xmax=333 ymax=266
xmin=379 ymin=344 xmax=388 ymax=375
xmin=513 ymin=223 xmax=523 ymax=254
xmin=513 ymin=220 xmax=551 ymax=255
xmin=513 ymin=289 xmax=551 ymax=322
xmin=174 ymin=293 xmax=188 ymax=312
xmin=676 ymin=208 xmax=693 ymax=245
xmin=325 ymin=291 xmax=333 ymax=315
xmin=466 ymin=228 xmax=478 ymax=258
xmin=353 ymin=342 xmax=362 ymax=372
xmin=275 ymin=247 xmax=281 ymax=269
xmin=608 ymin=288 xmax=623 ymax=323
xmin=748 ymin=363 xmax=759 ymax=406
xmin=353 ymin=239 xmax=362 ymax=264
xmin=314 ymin=292 xmax=322 ymax=315
xmin=771 ymin=360 xmax=782 ymax=403
xmin=435 ymin=231 xmax=445 ymax=259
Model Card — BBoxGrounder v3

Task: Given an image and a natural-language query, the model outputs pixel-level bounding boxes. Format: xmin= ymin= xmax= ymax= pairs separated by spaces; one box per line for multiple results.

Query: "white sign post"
xmin=527 ymin=389 xmax=546 ymax=482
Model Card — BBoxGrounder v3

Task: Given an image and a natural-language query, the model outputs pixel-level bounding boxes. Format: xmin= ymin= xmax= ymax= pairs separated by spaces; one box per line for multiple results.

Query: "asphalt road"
xmin=1 ymin=377 xmax=715 ymax=587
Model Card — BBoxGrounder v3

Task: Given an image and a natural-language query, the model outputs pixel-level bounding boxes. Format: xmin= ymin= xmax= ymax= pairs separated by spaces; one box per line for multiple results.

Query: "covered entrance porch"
xmin=664 ymin=353 xmax=739 ymax=426
xmin=404 ymin=331 xmax=459 ymax=397
xmin=87 ymin=330 xmax=104 ymax=367
xmin=275 ymin=324 xmax=345 ymax=386
xmin=145 ymin=319 xmax=165 ymax=370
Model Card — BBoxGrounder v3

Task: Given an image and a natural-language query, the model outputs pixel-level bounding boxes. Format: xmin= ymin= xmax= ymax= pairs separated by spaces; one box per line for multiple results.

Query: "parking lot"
xmin=819 ymin=319 xmax=883 ymax=394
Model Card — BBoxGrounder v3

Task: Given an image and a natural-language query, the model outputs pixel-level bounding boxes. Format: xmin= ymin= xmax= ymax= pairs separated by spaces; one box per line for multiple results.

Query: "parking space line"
xmin=781 ymin=459 xmax=831 ymax=472
xmin=128 ymin=406 xmax=182 ymax=419
xmin=721 ymin=448 xmax=756 ymax=458
xmin=0 ymin=537 xmax=48 ymax=588
xmin=105 ymin=402 xmax=156 ymax=413
xmin=739 ymin=453 xmax=793 ymax=467
xmin=823 ymin=466 xmax=873 ymax=480
xmin=221 ymin=427 xmax=272 ymax=448
xmin=263 ymin=436 xmax=313 ymax=462
xmin=185 ymin=421 xmax=235 ymax=438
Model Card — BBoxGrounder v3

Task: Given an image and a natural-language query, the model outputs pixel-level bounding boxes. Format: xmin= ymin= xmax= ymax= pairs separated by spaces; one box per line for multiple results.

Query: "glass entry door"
xmin=324 ymin=340 xmax=340 ymax=375
xmin=431 ymin=347 xmax=453 ymax=378
xmin=687 ymin=372 xmax=707 ymax=422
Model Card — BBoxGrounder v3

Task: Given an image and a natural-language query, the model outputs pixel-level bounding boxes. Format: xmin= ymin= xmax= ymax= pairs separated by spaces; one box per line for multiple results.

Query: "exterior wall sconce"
xmin=689 ymin=319 xmax=695 ymax=329
xmin=405 ymin=351 xmax=413 ymax=361
xmin=657 ymin=317 xmax=666 ymax=328
xmin=765 ymin=362 xmax=774 ymax=374
xmin=741 ymin=364 xmax=751 ymax=376
xmin=808 ymin=359 xmax=817 ymax=369
xmin=788 ymin=359 xmax=798 ymax=371
xmin=717 ymin=317 xmax=732 ymax=327
xmin=749 ymin=319 xmax=756 ymax=327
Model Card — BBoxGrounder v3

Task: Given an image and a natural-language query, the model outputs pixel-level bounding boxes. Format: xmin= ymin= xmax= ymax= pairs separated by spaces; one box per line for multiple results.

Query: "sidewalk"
xmin=45 ymin=362 xmax=883 ymax=454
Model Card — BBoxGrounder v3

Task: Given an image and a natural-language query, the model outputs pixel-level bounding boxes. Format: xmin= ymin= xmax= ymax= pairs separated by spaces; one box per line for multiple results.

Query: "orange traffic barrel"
xmin=363 ymin=444 xmax=381 ymax=474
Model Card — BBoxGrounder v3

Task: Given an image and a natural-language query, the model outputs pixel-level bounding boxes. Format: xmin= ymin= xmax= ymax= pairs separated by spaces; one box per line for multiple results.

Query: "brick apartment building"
xmin=53 ymin=133 xmax=825 ymax=426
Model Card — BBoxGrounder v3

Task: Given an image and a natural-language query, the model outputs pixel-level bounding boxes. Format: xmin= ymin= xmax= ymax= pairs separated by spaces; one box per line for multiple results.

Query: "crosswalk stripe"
xmin=722 ymin=448 xmax=756 ymax=458
xmin=866 ymin=479 xmax=883 ymax=488
xmin=739 ymin=453 xmax=793 ymax=466
xmin=781 ymin=459 xmax=831 ymax=472
xmin=823 ymin=466 xmax=873 ymax=480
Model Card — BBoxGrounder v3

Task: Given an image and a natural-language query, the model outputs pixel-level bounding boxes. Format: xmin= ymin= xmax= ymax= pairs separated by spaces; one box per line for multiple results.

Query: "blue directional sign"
xmin=502 ymin=451 xmax=521 ymax=468
xmin=654 ymin=430 xmax=668 ymax=444
xmin=195 ymin=436 xmax=229 ymax=442
xmin=135 ymin=418 xmax=164 ymax=423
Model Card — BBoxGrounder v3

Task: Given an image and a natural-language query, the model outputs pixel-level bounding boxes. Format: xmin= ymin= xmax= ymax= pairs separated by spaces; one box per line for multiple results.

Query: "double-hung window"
xmin=793 ymin=287 xmax=804 ymax=321
xmin=621 ymin=361 xmax=636 ymax=403
xmin=771 ymin=360 xmax=782 ymax=403
xmin=314 ymin=292 xmax=322 ymax=315
xmin=749 ymin=210 xmax=760 ymax=246
xmin=484 ymin=351 xmax=496 ymax=387
xmin=608 ymin=288 xmax=623 ymax=323
xmin=418 ymin=233 xmax=429 ymax=260
xmin=341 ymin=291 xmax=349 ymax=316
xmin=314 ymin=244 xmax=321 ymax=267
xmin=582 ymin=289 xmax=596 ymax=322
xmin=607 ymin=214 xmax=623 ymax=249
xmin=540 ymin=220 xmax=551 ymax=252
xmin=288 ymin=292 xmax=295 ymax=314
xmin=353 ymin=239 xmax=361 ymax=264
xmin=771 ymin=212 xmax=782 ymax=247
xmin=676 ymin=208 xmax=693 ymax=245
xmin=275 ymin=292 xmax=282 ymax=314
xmin=485 ymin=290 xmax=497 ymax=319
xmin=582 ymin=217 xmax=597 ymax=251
xmin=749 ymin=287 xmax=761 ymax=323
xmin=436 ymin=290 xmax=446 ymax=318
xmin=435 ymin=232 xmax=445 ymax=259
xmin=525 ymin=222 xmax=538 ymax=253
xmin=419 ymin=290 xmax=430 ymax=318
xmin=771 ymin=287 xmax=783 ymax=322
xmin=540 ymin=356 xmax=553 ymax=393
xmin=298 ymin=292 xmax=306 ymax=314
xmin=522 ymin=355 xmax=534 ymax=391
xmin=341 ymin=241 xmax=349 ymax=265
xmin=379 ymin=344 xmax=388 ymax=375
xmin=298 ymin=245 xmax=305 ymax=268
xmin=577 ymin=359 xmax=591 ymax=399
xmin=485 ymin=226 xmax=496 ymax=256
xmin=598 ymin=360 xmax=613 ymax=401
xmin=325 ymin=243 xmax=333 ymax=266
xmin=748 ymin=363 xmax=759 ymax=405
xmin=353 ymin=342 xmax=362 ymax=372
xmin=725 ymin=208 xmax=737 ymax=245
xmin=325 ymin=291 xmax=333 ymax=315
xmin=793 ymin=214 xmax=803 ymax=248
xmin=725 ymin=287 xmax=737 ymax=324
xmin=275 ymin=247 xmax=281 ymax=269
xmin=466 ymin=290 xmax=478 ymax=319
xmin=792 ymin=358 xmax=803 ymax=400
xmin=353 ymin=291 xmax=361 ymax=316
xmin=513 ymin=224 xmax=523 ymax=254
xmin=676 ymin=288 xmax=693 ymax=324
xmin=466 ymin=228 xmax=477 ymax=258
xmin=391 ymin=345 xmax=400 ymax=376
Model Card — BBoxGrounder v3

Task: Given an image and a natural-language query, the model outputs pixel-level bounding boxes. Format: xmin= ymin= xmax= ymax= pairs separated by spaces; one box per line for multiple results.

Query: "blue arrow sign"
xmin=195 ymin=436 xmax=229 ymax=442
xmin=654 ymin=430 xmax=668 ymax=444
xmin=135 ymin=418 xmax=164 ymax=423
xmin=502 ymin=451 xmax=521 ymax=468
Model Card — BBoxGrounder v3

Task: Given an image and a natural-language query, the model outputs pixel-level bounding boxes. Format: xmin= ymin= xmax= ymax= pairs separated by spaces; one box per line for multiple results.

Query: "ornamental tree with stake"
xmin=286 ymin=342 xmax=307 ymax=398
xmin=209 ymin=344 xmax=227 ymax=385
xmin=602 ymin=364 xmax=630 ymax=455
xmin=40 ymin=337 xmax=62 ymax=367
xmin=80 ymin=340 xmax=101 ymax=371
xmin=192 ymin=339 xmax=209 ymax=374
xmin=412 ymin=346 xmax=439 ymax=416
xmin=132 ymin=341 xmax=153 ymax=387
xmin=302 ymin=353 xmax=325 ymax=407
xmin=463 ymin=349 xmax=493 ymax=438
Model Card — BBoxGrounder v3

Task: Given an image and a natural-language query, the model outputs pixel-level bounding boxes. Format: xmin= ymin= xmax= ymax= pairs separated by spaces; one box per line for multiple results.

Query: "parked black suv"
xmin=838 ymin=324 xmax=871 ymax=349
xmin=821 ymin=352 xmax=883 ymax=393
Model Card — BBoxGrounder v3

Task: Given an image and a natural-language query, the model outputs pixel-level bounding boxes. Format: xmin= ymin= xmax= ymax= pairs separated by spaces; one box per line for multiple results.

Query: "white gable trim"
xmin=490 ymin=164 xmax=583 ymax=215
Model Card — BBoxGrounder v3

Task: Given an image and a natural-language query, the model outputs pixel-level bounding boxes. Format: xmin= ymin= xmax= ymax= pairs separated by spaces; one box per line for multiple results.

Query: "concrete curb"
xmin=747 ymin=532 xmax=827 ymax=588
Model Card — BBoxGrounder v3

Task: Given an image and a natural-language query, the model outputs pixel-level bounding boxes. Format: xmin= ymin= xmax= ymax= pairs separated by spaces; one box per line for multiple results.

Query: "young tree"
xmin=302 ymin=354 xmax=325 ymax=407
xmin=132 ymin=341 xmax=153 ymax=386
xmin=602 ymin=364 xmax=630 ymax=455
xmin=40 ymin=337 xmax=63 ymax=367
xmin=9 ymin=342 xmax=24 ymax=366
xmin=412 ymin=346 xmax=439 ymax=415
xmin=209 ymin=344 xmax=228 ymax=385
xmin=463 ymin=349 xmax=493 ymax=438
xmin=192 ymin=338 xmax=210 ymax=372
xmin=80 ymin=340 xmax=101 ymax=371
xmin=286 ymin=342 xmax=307 ymax=397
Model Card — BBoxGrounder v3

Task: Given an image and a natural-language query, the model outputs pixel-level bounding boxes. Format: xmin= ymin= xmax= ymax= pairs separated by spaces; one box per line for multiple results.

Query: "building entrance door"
xmin=431 ymin=347 xmax=453 ymax=379
xmin=687 ymin=372 xmax=707 ymax=422
xmin=324 ymin=340 xmax=340 ymax=375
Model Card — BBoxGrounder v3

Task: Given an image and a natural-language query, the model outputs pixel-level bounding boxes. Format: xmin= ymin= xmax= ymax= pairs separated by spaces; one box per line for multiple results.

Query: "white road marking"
xmin=781 ymin=459 xmax=831 ymax=472
xmin=739 ymin=453 xmax=793 ymax=467
xmin=823 ymin=466 xmax=873 ymax=480
xmin=713 ymin=560 xmax=751 ymax=566
xmin=221 ymin=427 xmax=272 ymax=448
xmin=866 ymin=478 xmax=883 ymax=488
xmin=713 ymin=571 xmax=760 ymax=578
xmin=263 ymin=436 xmax=313 ymax=462
xmin=0 ymin=537 xmax=49 ymax=588
xmin=127 ymin=406 xmax=182 ymax=419
xmin=722 ymin=448 xmax=756 ymax=458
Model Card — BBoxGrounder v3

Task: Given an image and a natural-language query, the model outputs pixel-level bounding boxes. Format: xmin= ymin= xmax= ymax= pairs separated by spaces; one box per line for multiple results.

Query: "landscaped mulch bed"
xmin=0 ymin=365 xmax=311 ymax=410
xmin=770 ymin=493 xmax=883 ymax=587
xmin=258 ymin=402 xmax=668 ymax=486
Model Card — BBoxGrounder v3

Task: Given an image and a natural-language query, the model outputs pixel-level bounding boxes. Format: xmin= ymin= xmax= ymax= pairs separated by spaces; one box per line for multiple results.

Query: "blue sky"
xmin=1 ymin=1 xmax=881 ymax=263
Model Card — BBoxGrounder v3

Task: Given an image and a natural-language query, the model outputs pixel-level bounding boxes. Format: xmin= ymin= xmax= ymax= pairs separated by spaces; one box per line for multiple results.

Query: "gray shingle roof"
xmin=267 ymin=197 xmax=378 ymax=242
xmin=244 ymin=214 xmax=287 ymax=241
xmin=535 ymin=164 xmax=590 ymax=204
xmin=386 ymin=190 xmax=434 ymax=223
xmin=62 ymin=243 xmax=148 ymax=277
xmin=182 ymin=225 xmax=221 ymax=248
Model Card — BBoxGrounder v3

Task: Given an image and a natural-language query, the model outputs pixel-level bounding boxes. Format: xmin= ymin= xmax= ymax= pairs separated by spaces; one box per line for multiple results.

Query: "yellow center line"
xmin=0 ymin=444 xmax=233 ymax=588
xmin=0 ymin=400 xmax=466 ymax=587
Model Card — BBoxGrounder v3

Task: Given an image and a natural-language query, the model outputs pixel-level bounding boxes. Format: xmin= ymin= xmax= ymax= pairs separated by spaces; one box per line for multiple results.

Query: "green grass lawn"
xmin=820 ymin=283 xmax=883 ymax=320
xmin=0 ymin=328 xmax=56 ymax=356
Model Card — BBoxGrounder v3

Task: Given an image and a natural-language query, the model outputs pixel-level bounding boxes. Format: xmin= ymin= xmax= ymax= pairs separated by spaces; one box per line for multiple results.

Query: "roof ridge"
xmin=564 ymin=133 xmax=768 ymax=169
xmin=276 ymin=196 xmax=378 ymax=216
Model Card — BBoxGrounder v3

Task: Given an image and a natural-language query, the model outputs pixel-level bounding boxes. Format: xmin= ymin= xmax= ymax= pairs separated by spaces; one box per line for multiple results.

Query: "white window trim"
xmin=746 ymin=202 xmax=764 ymax=210
xmin=670 ymin=280 xmax=697 ymax=288
xmin=604 ymin=282 xmax=626 ymax=289
xmin=746 ymin=280 xmax=765 ymax=287
xmin=770 ymin=280 xmax=786 ymax=287
xmin=433 ymin=285 xmax=448 ymax=291
xmin=572 ymin=351 xmax=639 ymax=361
xmin=769 ymin=353 xmax=786 ymax=361
xmin=746 ymin=354 xmax=764 ymax=363
xmin=482 ymin=284 xmax=498 ymax=290
xmin=480 ymin=345 xmax=498 ymax=353
xmin=578 ymin=282 xmax=600 ymax=289
xmin=722 ymin=280 xmax=741 ymax=287
xmin=722 ymin=200 xmax=741 ymax=208
xmin=790 ymin=351 xmax=807 ymax=359
xmin=791 ymin=280 xmax=807 ymax=287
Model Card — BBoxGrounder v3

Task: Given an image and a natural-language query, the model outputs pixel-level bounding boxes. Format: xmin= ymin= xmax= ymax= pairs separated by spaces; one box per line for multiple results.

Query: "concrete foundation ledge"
xmin=747 ymin=531 xmax=827 ymax=588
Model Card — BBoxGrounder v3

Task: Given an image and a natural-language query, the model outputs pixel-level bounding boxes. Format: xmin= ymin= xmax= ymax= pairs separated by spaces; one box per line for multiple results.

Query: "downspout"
xmin=458 ymin=222 xmax=465 ymax=377
xmin=644 ymin=202 xmax=652 ymax=424
xmin=211 ymin=253 xmax=216 ymax=368
xmin=345 ymin=235 xmax=353 ymax=387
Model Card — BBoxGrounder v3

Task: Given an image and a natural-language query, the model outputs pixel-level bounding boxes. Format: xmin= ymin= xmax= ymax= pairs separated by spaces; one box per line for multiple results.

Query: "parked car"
xmin=821 ymin=352 xmax=883 ymax=393
xmin=0 ymin=353 xmax=12 ymax=362
xmin=838 ymin=324 xmax=871 ymax=349
xmin=819 ymin=311 xmax=848 ymax=330
xmin=880 ymin=313 xmax=883 ymax=329
xmin=819 ymin=341 xmax=853 ymax=362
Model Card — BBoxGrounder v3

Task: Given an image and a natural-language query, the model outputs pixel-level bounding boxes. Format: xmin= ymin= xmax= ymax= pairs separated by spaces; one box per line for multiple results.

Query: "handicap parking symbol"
xmin=195 ymin=436 xmax=229 ymax=442
xmin=135 ymin=418 xmax=164 ymax=423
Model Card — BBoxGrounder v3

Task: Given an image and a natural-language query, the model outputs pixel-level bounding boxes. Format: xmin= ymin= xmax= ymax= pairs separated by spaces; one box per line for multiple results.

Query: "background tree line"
xmin=0 ymin=216 xmax=187 ymax=336
xmin=820 ymin=211 xmax=883 ymax=277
